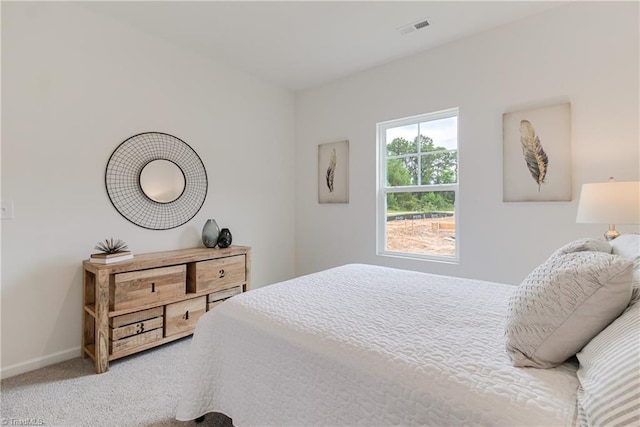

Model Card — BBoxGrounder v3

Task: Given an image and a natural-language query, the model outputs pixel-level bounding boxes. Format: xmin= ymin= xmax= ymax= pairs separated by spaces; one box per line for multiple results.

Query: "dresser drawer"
xmin=110 ymin=265 xmax=186 ymax=311
xmin=165 ymin=296 xmax=206 ymax=337
xmin=109 ymin=307 xmax=164 ymax=341
xmin=207 ymin=286 xmax=242 ymax=303
xmin=207 ymin=300 xmax=224 ymax=311
xmin=110 ymin=328 xmax=163 ymax=355
xmin=187 ymin=255 xmax=245 ymax=293
xmin=109 ymin=307 xmax=164 ymax=356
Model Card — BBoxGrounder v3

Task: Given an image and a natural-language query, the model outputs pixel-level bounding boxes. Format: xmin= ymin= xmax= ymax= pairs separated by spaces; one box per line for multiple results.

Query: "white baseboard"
xmin=1 ymin=346 xmax=81 ymax=379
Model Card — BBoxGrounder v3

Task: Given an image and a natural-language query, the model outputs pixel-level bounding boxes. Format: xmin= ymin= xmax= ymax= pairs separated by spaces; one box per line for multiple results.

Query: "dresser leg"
xmin=95 ymin=270 xmax=110 ymax=373
xmin=96 ymin=331 xmax=109 ymax=373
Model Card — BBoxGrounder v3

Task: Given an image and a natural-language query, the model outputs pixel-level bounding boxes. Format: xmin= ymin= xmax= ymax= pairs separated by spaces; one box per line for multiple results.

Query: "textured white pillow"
xmin=505 ymin=251 xmax=633 ymax=368
xmin=576 ymin=302 xmax=640 ymax=426
xmin=549 ymin=237 xmax=611 ymax=259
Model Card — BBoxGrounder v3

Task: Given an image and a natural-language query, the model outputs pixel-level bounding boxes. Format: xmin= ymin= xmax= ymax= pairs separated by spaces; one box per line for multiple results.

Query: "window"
xmin=377 ymin=108 xmax=459 ymax=260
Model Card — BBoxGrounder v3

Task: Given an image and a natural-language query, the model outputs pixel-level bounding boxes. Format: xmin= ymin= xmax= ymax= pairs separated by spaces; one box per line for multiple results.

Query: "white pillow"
xmin=576 ymin=302 xmax=640 ymax=426
xmin=609 ymin=233 xmax=640 ymax=259
xmin=611 ymin=234 xmax=640 ymax=306
xmin=505 ymin=251 xmax=633 ymax=368
xmin=549 ymin=237 xmax=611 ymax=259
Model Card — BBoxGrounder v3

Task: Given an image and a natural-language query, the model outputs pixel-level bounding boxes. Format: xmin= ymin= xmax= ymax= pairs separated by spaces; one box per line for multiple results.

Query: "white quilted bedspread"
xmin=176 ymin=264 xmax=578 ymax=426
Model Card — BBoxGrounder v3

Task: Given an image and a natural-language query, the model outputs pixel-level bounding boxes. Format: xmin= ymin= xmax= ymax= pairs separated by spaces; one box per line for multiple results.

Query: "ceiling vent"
xmin=398 ymin=18 xmax=430 ymax=35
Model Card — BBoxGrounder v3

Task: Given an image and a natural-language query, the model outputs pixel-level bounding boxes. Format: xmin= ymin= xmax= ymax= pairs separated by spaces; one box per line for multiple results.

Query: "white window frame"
xmin=376 ymin=107 xmax=459 ymax=262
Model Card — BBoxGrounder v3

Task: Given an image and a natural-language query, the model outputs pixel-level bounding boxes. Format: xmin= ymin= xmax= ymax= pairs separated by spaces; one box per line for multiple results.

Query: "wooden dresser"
xmin=82 ymin=246 xmax=251 ymax=373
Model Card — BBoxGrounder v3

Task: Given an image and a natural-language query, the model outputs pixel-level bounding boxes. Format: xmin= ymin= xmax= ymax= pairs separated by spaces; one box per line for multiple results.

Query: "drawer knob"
xmin=219 ymin=269 xmax=225 ymax=279
xmin=183 ymin=310 xmax=189 ymax=320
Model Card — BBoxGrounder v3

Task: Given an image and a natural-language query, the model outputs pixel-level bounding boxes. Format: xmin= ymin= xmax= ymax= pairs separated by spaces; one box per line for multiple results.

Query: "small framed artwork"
xmin=503 ymin=102 xmax=572 ymax=202
xmin=318 ymin=140 xmax=349 ymax=203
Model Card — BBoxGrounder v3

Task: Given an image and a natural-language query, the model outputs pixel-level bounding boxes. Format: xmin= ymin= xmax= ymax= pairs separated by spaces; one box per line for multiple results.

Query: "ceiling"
xmin=81 ymin=1 xmax=565 ymax=92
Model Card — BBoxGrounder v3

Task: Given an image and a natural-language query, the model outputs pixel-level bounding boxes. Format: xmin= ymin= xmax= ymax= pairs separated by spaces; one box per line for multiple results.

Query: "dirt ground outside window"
xmin=386 ymin=215 xmax=455 ymax=256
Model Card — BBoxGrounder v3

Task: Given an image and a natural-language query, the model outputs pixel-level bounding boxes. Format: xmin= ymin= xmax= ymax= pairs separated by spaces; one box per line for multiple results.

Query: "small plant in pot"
xmin=95 ymin=238 xmax=129 ymax=254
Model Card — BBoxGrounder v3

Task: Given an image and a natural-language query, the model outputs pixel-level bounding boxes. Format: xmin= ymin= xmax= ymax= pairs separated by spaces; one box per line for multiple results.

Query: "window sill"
xmin=377 ymin=250 xmax=459 ymax=264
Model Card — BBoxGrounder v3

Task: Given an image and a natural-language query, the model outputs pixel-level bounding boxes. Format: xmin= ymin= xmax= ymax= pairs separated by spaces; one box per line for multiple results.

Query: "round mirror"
xmin=106 ymin=132 xmax=207 ymax=230
xmin=139 ymin=159 xmax=186 ymax=203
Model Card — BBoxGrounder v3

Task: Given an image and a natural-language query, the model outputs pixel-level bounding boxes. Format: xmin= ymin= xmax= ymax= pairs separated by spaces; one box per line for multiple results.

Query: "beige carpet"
xmin=1 ymin=337 xmax=232 ymax=427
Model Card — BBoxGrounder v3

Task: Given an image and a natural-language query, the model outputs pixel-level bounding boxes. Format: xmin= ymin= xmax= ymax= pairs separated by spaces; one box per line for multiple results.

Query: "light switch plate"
xmin=1 ymin=200 xmax=14 ymax=219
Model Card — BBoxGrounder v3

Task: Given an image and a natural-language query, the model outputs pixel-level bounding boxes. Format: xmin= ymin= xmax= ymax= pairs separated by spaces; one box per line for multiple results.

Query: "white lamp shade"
xmin=576 ymin=181 xmax=640 ymax=224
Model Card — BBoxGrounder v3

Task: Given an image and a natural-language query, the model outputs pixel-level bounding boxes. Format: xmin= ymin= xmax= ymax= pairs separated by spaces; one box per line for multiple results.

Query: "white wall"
xmin=295 ymin=2 xmax=639 ymax=284
xmin=1 ymin=3 xmax=295 ymax=377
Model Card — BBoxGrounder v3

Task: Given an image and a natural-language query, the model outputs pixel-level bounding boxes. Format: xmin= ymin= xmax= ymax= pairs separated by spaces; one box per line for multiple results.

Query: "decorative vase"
xmin=202 ymin=219 xmax=220 ymax=248
xmin=217 ymin=228 xmax=232 ymax=248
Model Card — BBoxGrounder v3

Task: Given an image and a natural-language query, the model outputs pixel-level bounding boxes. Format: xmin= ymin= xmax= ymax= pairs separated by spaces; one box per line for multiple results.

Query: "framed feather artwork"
xmin=503 ymin=102 xmax=572 ymax=202
xmin=318 ymin=140 xmax=349 ymax=203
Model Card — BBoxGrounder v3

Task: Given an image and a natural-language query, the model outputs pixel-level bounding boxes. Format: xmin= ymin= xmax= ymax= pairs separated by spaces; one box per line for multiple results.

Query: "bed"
xmin=175 ymin=236 xmax=639 ymax=426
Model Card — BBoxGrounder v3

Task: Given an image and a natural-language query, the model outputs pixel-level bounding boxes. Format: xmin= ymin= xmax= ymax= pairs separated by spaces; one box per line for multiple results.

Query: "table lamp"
xmin=576 ymin=177 xmax=640 ymax=241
